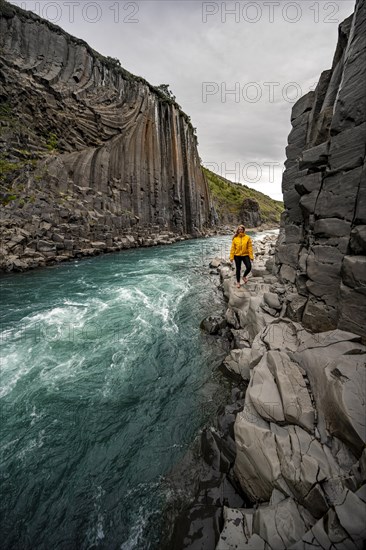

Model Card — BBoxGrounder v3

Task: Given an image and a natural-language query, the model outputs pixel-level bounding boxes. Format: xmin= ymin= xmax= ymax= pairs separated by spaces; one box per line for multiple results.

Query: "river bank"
xmin=0 ymin=220 xmax=279 ymax=274
xmin=169 ymin=231 xmax=366 ymax=549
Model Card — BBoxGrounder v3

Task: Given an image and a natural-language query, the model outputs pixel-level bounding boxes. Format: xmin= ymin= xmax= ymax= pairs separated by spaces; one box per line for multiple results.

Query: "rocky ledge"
xmin=0 ymin=220 xmax=278 ymax=274
xmin=197 ymin=233 xmax=365 ymax=549
xmin=0 ymin=220 xmax=227 ymax=273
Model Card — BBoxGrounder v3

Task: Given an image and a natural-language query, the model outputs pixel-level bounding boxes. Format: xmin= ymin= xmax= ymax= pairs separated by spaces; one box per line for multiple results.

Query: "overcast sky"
xmin=11 ymin=0 xmax=356 ymax=200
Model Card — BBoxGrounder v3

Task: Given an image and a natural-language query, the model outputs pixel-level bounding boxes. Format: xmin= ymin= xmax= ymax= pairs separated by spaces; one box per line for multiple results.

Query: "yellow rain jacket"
xmin=230 ymin=234 xmax=254 ymax=261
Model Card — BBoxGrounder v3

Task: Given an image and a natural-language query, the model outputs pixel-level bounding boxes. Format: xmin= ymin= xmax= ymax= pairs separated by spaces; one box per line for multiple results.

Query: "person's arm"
xmin=248 ymin=237 xmax=254 ymax=261
xmin=230 ymin=238 xmax=235 ymax=261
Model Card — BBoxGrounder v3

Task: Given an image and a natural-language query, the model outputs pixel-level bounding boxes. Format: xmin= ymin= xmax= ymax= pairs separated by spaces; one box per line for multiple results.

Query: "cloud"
xmin=11 ymin=0 xmax=356 ymax=199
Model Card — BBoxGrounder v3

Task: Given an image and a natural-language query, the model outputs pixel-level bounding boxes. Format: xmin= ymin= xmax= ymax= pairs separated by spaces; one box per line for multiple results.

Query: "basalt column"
xmin=0 ymin=0 xmax=211 ymax=255
xmin=275 ymin=0 xmax=366 ymax=340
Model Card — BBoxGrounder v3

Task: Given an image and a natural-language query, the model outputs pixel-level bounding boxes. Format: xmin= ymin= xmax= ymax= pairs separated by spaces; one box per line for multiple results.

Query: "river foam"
xmin=0 ymin=235 xmax=246 ymax=548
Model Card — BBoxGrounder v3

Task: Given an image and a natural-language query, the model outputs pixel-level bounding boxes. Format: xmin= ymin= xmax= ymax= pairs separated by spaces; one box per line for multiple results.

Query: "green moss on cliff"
xmin=203 ymin=167 xmax=283 ymax=225
xmin=0 ymin=151 xmax=39 ymax=205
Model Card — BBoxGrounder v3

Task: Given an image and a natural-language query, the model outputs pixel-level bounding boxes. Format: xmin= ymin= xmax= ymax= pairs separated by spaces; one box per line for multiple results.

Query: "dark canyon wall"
xmin=0 ymin=1 xmax=211 ymax=271
xmin=275 ymin=0 xmax=366 ymax=340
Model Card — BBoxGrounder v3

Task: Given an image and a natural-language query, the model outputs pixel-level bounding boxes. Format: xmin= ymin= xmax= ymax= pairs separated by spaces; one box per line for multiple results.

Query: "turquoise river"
xmin=0 ymin=233 xmax=265 ymax=549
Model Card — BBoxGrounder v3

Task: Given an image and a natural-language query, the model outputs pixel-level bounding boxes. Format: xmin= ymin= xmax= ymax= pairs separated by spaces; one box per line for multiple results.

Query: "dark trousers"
xmin=234 ymin=255 xmax=252 ymax=282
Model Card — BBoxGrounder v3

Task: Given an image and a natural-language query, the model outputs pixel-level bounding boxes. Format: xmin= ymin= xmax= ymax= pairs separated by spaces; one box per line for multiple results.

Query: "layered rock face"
xmin=0 ymin=2 xmax=211 ymax=271
xmin=276 ymin=0 xmax=366 ymax=340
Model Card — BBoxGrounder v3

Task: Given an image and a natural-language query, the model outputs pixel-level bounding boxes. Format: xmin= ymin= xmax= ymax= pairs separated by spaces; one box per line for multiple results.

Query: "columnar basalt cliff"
xmin=0 ymin=1 xmax=211 ymax=271
xmin=275 ymin=0 xmax=366 ymax=340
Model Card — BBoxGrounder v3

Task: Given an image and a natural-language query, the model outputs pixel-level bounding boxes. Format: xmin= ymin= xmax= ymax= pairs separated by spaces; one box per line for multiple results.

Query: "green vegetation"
xmin=120 ymin=208 xmax=133 ymax=216
xmin=0 ymin=157 xmax=28 ymax=198
xmin=0 ymin=152 xmax=39 ymax=206
xmin=203 ymin=167 xmax=283 ymax=225
xmin=0 ymin=193 xmax=17 ymax=205
xmin=0 ymin=157 xmax=22 ymax=175
xmin=46 ymin=132 xmax=58 ymax=152
xmin=0 ymin=103 xmax=12 ymax=119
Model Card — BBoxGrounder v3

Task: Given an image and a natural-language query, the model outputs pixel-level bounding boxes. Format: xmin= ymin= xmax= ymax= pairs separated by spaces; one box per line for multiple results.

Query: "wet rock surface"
xmin=167 ymin=390 xmax=250 ymax=550
xmin=200 ymin=316 xmax=228 ymax=336
xmin=215 ymin=232 xmax=366 ymax=549
xmin=173 ymin=228 xmax=365 ymax=549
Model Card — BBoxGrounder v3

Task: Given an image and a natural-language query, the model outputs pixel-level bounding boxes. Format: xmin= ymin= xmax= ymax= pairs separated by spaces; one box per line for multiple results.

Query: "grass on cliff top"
xmin=203 ymin=167 xmax=283 ymax=225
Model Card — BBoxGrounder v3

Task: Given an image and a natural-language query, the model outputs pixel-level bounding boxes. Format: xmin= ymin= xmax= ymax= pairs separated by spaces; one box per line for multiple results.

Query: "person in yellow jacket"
xmin=229 ymin=225 xmax=254 ymax=288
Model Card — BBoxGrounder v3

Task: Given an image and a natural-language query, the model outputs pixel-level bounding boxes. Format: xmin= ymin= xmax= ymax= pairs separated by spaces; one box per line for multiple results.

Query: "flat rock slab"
xmin=234 ymin=395 xmax=280 ymax=502
xmin=253 ymin=498 xmax=310 ymax=550
xmin=323 ymin=355 xmax=366 ymax=457
xmin=293 ymin=336 xmax=366 ymax=455
xmin=248 ymin=354 xmax=285 ymax=423
xmin=291 ymin=490 xmax=366 ymax=549
xmin=267 ymin=351 xmax=315 ymax=432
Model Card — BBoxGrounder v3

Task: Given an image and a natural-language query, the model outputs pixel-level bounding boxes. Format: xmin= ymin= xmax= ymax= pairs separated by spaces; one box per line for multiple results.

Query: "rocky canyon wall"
xmin=275 ymin=0 xmax=366 ymax=340
xmin=171 ymin=5 xmax=366 ymax=548
xmin=0 ymin=1 xmax=211 ymax=271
